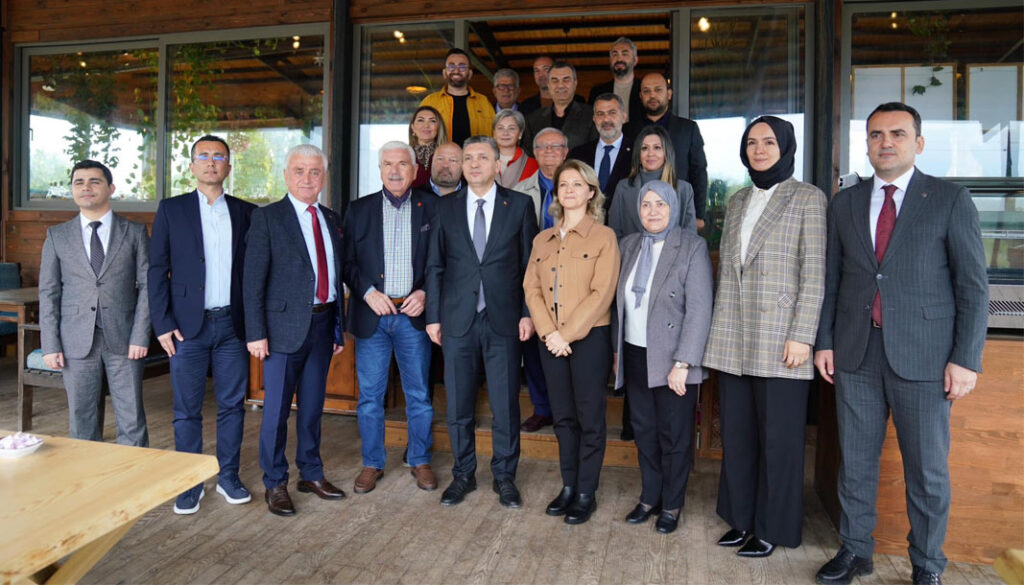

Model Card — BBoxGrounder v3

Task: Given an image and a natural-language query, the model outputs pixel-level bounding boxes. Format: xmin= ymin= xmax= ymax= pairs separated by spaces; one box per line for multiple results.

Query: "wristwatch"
xmin=674 ymin=361 xmax=690 ymax=369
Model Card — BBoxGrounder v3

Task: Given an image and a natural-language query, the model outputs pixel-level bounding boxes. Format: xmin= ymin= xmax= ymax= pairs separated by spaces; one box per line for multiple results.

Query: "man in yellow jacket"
xmin=419 ymin=48 xmax=495 ymax=147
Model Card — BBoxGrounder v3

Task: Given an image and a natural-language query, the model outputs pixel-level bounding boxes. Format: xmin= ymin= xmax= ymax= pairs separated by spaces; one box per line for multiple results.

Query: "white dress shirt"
xmin=594 ymin=134 xmax=624 ymax=173
xmin=79 ymin=209 xmax=113 ymax=262
xmin=197 ymin=190 xmax=233 ymax=309
xmin=465 ymin=182 xmax=497 ymax=241
xmin=740 ymin=183 xmax=779 ymax=263
xmin=869 ymin=167 xmax=914 ymax=247
xmin=623 ymin=239 xmax=665 ymax=347
xmin=287 ymin=193 xmax=338 ymax=304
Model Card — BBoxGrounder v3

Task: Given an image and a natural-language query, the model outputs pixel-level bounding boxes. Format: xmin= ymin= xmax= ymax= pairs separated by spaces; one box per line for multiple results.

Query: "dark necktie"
xmin=307 ymin=205 xmax=329 ymax=304
xmin=473 ymin=199 xmax=487 ymax=312
xmin=871 ymin=184 xmax=898 ymax=326
xmin=89 ymin=221 xmax=104 ymax=276
xmin=598 ymin=144 xmax=614 ymax=192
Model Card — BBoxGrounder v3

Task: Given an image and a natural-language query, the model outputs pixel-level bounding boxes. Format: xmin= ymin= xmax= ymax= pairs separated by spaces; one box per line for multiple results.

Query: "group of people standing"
xmin=36 ymin=34 xmax=988 ymax=585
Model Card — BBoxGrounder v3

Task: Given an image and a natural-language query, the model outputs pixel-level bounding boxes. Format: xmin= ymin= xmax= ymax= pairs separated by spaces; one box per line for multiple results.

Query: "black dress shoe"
xmin=492 ymin=479 xmax=522 ymax=509
xmin=440 ymin=476 xmax=476 ymax=506
xmin=655 ymin=510 xmax=679 ymax=534
xmin=737 ymin=535 xmax=775 ymax=558
xmin=816 ymin=546 xmax=874 ymax=584
xmin=520 ymin=414 xmax=553 ymax=432
xmin=912 ymin=566 xmax=942 ymax=585
xmin=564 ymin=493 xmax=596 ymax=525
xmin=717 ymin=528 xmax=750 ymax=547
xmin=297 ymin=478 xmax=346 ymax=499
xmin=546 ymin=486 xmax=575 ymax=516
xmin=625 ymin=503 xmax=661 ymax=524
xmin=265 ymin=485 xmax=296 ymax=516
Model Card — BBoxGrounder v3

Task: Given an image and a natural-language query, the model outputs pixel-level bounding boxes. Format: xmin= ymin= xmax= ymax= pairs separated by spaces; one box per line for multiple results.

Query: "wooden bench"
xmin=17 ymin=323 xmax=170 ymax=431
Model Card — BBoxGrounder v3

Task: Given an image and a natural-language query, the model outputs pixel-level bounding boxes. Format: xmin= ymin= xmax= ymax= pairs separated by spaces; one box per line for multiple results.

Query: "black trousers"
xmin=716 ymin=371 xmax=809 ymax=548
xmin=443 ymin=310 xmax=521 ymax=481
xmin=537 ymin=326 xmax=610 ymax=494
xmin=624 ymin=343 xmax=697 ymax=510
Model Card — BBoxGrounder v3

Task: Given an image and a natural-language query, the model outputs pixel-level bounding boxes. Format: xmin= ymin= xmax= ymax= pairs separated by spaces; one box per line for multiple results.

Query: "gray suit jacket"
xmin=39 ymin=213 xmax=151 ymax=358
xmin=815 ymin=169 xmax=988 ymax=380
xmin=512 ymin=173 xmax=545 ymax=228
xmin=613 ymin=227 xmax=714 ymax=389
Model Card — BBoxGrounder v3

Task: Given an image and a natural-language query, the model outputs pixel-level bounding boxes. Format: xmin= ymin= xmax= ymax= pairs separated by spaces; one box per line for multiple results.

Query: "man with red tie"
xmin=244 ymin=144 xmax=346 ymax=516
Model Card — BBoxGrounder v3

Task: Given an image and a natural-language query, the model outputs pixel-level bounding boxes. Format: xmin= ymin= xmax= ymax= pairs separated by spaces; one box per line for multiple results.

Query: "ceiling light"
xmin=698 ymin=17 xmax=711 ymax=32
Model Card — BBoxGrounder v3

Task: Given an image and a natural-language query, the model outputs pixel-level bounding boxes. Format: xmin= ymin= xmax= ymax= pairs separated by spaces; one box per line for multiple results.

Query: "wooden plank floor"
xmin=0 ymin=355 xmax=1003 ymax=585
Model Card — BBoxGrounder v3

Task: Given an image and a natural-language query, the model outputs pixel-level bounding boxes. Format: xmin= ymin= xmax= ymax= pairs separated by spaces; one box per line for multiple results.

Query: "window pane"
xmin=848 ymin=6 xmax=1024 ymax=179
xmin=28 ymin=48 xmax=159 ymax=201
xmin=167 ymin=35 xmax=325 ymax=204
xmin=690 ymin=7 xmax=806 ymax=249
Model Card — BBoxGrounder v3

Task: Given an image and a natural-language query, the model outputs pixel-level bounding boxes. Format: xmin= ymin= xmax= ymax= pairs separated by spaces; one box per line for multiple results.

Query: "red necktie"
xmin=307 ymin=205 xmax=329 ymax=304
xmin=871 ymin=184 xmax=897 ymax=326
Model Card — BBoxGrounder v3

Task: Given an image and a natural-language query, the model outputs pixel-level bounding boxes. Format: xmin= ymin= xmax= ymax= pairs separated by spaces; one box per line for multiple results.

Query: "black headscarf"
xmin=739 ymin=115 xmax=796 ymax=190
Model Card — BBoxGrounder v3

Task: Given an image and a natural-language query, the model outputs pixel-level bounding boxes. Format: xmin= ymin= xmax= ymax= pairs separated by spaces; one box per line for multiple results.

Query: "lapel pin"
xmin=503 ymin=201 xmax=509 ymax=206
xmin=922 ymin=192 xmax=928 ymax=198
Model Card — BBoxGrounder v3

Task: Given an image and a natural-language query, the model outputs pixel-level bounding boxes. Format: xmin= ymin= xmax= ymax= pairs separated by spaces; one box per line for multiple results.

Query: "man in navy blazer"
xmin=814 ymin=103 xmax=988 ymax=585
xmin=425 ymin=135 xmax=539 ymax=508
xmin=244 ymin=144 xmax=346 ymax=516
xmin=343 ymin=141 xmax=439 ymax=494
xmin=149 ymin=135 xmax=256 ymax=515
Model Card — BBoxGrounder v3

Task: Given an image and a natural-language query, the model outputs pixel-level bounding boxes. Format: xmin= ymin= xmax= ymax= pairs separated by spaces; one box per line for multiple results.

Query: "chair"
xmin=0 ymin=263 xmax=22 ymax=355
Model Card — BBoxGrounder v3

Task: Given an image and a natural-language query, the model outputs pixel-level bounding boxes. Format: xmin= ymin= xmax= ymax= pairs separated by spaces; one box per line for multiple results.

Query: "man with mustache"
xmin=523 ymin=61 xmax=598 ymax=155
xmin=521 ymin=55 xmax=585 ymax=116
xmin=588 ymin=37 xmax=644 ymax=125
xmin=569 ymin=93 xmax=634 ymax=212
xmin=627 ymin=72 xmax=708 ymax=229
xmin=419 ymin=48 xmax=494 ymax=147
xmin=428 ymin=142 xmax=464 ymax=196
xmin=344 ymin=141 xmax=439 ymax=494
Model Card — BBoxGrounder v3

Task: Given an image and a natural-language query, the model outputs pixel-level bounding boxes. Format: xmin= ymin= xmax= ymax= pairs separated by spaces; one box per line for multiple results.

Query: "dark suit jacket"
xmin=626 ymin=114 xmax=709 ymax=220
xmin=343 ymin=189 xmax=438 ymax=338
xmin=148 ymin=191 xmax=255 ymax=340
xmin=569 ymin=132 xmax=634 ymax=210
xmin=523 ymin=101 xmax=598 ymax=156
xmin=588 ymin=77 xmax=644 ymax=127
xmin=815 ymin=170 xmax=989 ymax=380
xmin=425 ymin=185 xmax=539 ymax=338
xmin=519 ymin=93 xmax=584 ymax=116
xmin=244 ymin=196 xmax=344 ymax=354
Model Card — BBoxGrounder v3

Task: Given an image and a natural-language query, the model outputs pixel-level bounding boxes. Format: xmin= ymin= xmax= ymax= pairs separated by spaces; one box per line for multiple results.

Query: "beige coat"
xmin=701 ymin=178 xmax=827 ymax=380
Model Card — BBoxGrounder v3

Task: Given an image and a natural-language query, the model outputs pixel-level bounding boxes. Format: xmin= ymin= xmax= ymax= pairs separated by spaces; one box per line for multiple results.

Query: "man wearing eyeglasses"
xmin=148 ymin=135 xmax=256 ymax=515
xmin=419 ymin=48 xmax=495 ymax=146
xmin=492 ymin=68 xmax=521 ymax=113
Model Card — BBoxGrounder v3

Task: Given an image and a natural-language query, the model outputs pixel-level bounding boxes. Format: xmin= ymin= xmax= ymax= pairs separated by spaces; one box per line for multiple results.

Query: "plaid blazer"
xmin=702 ymin=177 xmax=827 ymax=380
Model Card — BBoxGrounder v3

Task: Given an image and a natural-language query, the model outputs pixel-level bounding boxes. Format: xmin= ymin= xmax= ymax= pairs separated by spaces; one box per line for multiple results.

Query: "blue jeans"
xmin=170 ymin=310 xmax=248 ymax=478
xmin=355 ymin=314 xmax=433 ymax=469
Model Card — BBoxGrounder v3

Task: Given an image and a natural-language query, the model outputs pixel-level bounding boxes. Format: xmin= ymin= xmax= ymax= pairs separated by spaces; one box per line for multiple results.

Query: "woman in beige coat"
xmin=702 ymin=116 xmax=827 ymax=557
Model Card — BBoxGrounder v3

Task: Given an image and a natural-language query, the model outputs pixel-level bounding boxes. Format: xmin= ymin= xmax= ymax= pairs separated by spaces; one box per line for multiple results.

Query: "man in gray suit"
xmin=39 ymin=160 xmax=151 ymax=446
xmin=814 ymin=102 xmax=988 ymax=585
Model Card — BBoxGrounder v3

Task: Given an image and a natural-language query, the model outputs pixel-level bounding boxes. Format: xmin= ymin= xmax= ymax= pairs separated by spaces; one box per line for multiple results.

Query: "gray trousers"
xmin=835 ymin=327 xmax=951 ymax=573
xmin=63 ymin=327 xmax=148 ymax=447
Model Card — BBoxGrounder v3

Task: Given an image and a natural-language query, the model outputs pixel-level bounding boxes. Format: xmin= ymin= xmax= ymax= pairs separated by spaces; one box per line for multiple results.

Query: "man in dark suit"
xmin=425 ymin=135 xmax=539 ymax=508
xmin=523 ymin=61 xmax=597 ymax=155
xmin=244 ymin=144 xmax=346 ymax=516
xmin=343 ymin=141 xmax=438 ymax=494
xmin=39 ymin=160 xmax=150 ymax=447
xmin=149 ymin=135 xmax=256 ymax=515
xmin=587 ymin=37 xmax=644 ymax=125
xmin=814 ymin=103 xmax=988 ymax=585
xmin=627 ymin=73 xmax=709 ymax=228
xmin=569 ymin=92 xmax=633 ymax=212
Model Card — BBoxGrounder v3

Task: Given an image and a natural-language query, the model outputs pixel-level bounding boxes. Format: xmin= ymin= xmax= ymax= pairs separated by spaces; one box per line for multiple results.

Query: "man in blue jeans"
xmin=149 ymin=135 xmax=256 ymax=514
xmin=343 ymin=141 xmax=439 ymax=493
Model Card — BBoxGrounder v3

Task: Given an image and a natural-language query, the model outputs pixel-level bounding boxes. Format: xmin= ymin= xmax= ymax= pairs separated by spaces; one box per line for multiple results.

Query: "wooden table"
xmin=0 ymin=431 xmax=218 ymax=584
xmin=0 ymin=287 xmax=41 ymax=431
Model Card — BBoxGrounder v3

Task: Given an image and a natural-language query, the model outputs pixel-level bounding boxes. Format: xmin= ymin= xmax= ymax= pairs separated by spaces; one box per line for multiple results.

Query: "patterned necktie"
xmin=598 ymin=144 xmax=614 ymax=192
xmin=89 ymin=221 xmax=104 ymax=276
xmin=871 ymin=184 xmax=898 ymax=326
xmin=307 ymin=205 xmax=329 ymax=304
xmin=473 ymin=198 xmax=487 ymax=312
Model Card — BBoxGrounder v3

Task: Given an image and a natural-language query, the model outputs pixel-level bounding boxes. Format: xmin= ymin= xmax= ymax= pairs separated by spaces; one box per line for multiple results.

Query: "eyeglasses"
xmin=535 ymin=144 xmax=567 ymax=151
xmin=194 ymin=154 xmax=227 ymax=162
xmin=445 ymin=64 xmax=469 ymax=72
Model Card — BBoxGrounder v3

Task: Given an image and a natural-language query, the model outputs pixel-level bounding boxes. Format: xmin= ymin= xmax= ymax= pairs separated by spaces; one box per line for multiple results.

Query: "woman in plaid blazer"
xmin=702 ymin=116 xmax=827 ymax=557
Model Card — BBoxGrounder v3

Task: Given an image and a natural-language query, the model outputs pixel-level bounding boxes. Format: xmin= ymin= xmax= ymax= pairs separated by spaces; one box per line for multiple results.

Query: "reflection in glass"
xmin=28 ymin=48 xmax=158 ymax=201
xmin=167 ymin=36 xmax=325 ymax=204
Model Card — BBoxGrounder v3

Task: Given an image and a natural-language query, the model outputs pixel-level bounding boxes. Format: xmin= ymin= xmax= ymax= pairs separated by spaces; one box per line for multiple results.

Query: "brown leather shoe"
xmin=520 ymin=414 xmax=553 ymax=432
xmin=296 ymin=478 xmax=346 ymax=500
xmin=411 ymin=464 xmax=438 ymax=491
xmin=265 ymin=484 xmax=296 ymax=516
xmin=353 ymin=467 xmax=384 ymax=494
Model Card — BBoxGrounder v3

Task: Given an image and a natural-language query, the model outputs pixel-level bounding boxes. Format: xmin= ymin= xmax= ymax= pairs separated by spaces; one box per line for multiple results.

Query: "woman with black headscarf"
xmin=702 ymin=116 xmax=827 ymax=557
xmin=613 ymin=180 xmax=713 ymax=534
